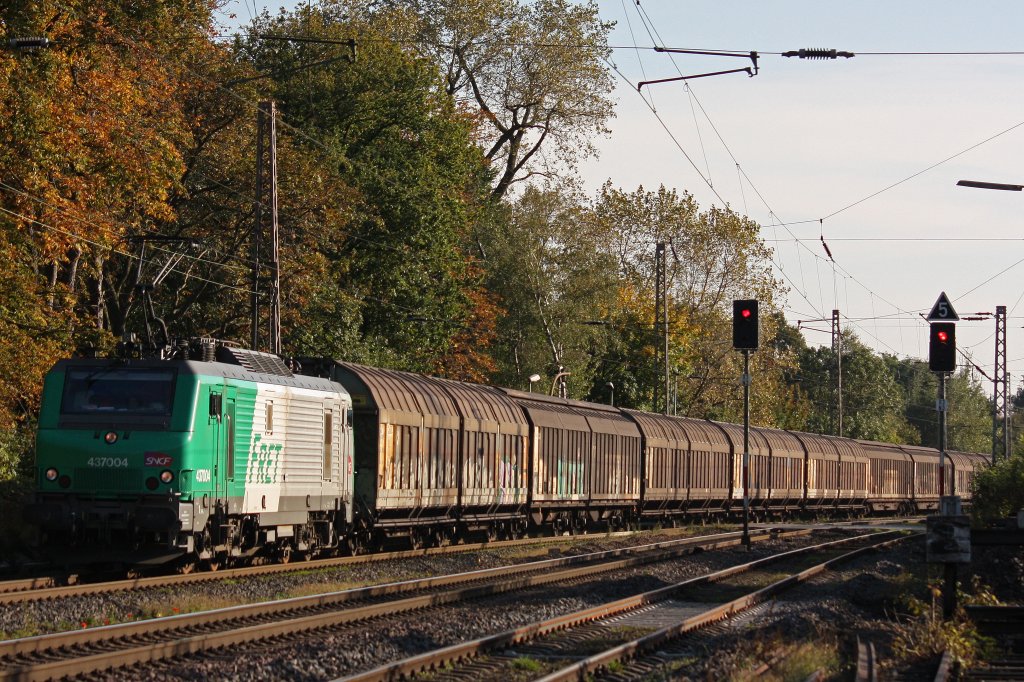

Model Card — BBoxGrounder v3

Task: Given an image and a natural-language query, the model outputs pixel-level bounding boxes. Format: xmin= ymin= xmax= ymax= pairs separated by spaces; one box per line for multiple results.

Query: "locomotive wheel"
xmin=176 ymin=559 xmax=197 ymax=575
xmin=279 ymin=546 xmax=292 ymax=564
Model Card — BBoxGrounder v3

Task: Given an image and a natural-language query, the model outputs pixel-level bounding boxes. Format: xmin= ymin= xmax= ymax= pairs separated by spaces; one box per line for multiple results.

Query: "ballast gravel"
xmin=122 ymin=531 xmax=852 ymax=681
xmin=0 ymin=527 xmax=748 ymax=639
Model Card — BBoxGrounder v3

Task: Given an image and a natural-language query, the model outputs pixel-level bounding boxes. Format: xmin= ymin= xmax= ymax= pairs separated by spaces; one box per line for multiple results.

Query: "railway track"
xmin=0 ymin=526 xmax=817 ymax=681
xmin=0 ymin=516 xmax=921 ymax=603
xmin=0 ymin=526 xmax=694 ymax=603
xmin=342 ymin=529 xmax=912 ymax=682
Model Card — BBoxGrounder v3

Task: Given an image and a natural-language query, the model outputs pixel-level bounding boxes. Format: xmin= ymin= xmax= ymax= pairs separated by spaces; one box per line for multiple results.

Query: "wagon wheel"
xmin=278 ymin=545 xmax=292 ymax=564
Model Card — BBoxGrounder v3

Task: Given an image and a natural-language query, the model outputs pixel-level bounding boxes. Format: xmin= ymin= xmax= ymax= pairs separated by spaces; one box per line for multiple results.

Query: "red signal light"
xmin=937 ymin=330 xmax=949 ymax=343
xmin=732 ymin=300 xmax=759 ymax=350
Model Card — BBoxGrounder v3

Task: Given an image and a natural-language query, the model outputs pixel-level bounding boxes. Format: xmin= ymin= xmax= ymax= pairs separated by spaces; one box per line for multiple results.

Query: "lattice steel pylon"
xmin=832 ymin=309 xmax=843 ymax=437
xmin=993 ymin=305 xmax=1008 ymax=462
xmin=654 ymin=242 xmax=669 ymax=415
xmin=252 ymin=100 xmax=281 ymax=355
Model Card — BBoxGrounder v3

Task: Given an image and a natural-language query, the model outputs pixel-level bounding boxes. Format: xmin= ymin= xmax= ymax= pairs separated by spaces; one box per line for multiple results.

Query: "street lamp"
xmin=956 ymin=179 xmax=1014 ymax=463
xmin=550 ymin=367 xmax=570 ymax=397
xmin=528 ymin=374 xmax=541 ymax=393
xmin=957 ymin=179 xmax=1024 ymax=192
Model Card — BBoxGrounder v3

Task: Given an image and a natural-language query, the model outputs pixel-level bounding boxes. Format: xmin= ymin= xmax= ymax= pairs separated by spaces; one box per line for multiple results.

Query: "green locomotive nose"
xmin=34 ymin=366 xmax=186 ymax=496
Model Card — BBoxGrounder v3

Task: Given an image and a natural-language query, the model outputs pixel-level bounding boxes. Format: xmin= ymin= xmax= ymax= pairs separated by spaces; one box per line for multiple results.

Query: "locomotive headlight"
xmin=104 ymin=431 xmax=118 ymax=444
xmin=44 ymin=467 xmax=58 ymax=482
xmin=159 ymin=469 xmax=174 ymax=484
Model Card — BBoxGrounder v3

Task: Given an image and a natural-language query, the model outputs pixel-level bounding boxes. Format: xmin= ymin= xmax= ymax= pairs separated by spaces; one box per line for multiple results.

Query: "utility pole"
xmin=832 ymin=309 xmax=843 ymax=437
xmin=253 ymin=101 xmax=281 ymax=354
xmin=993 ymin=305 xmax=1008 ymax=463
xmin=655 ymin=242 xmax=669 ymax=414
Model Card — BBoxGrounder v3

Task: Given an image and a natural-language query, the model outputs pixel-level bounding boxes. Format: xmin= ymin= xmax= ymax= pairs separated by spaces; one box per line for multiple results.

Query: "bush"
xmin=0 ymin=425 xmax=37 ymax=559
xmin=971 ymin=454 xmax=1024 ymax=524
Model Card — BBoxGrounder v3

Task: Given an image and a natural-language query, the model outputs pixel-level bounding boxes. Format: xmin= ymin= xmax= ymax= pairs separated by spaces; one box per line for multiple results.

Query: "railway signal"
xmin=732 ymin=300 xmax=759 ymax=350
xmin=732 ymin=299 xmax=759 ymax=550
xmin=929 ymin=323 xmax=956 ymax=373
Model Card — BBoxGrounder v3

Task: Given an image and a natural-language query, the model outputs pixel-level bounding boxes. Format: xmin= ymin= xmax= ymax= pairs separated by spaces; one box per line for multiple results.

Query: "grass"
xmin=509 ymin=657 xmax=544 ymax=673
xmin=569 ymin=625 xmax=656 ymax=655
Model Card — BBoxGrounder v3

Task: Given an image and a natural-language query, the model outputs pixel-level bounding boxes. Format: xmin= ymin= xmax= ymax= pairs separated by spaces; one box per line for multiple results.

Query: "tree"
xmin=585 ymin=183 xmax=794 ymax=423
xmin=890 ymin=357 xmax=993 ymax=453
xmin=482 ymin=184 xmax=618 ymax=395
xmin=344 ymin=0 xmax=616 ymax=199
xmin=798 ymin=332 xmax=913 ymax=443
xmin=971 ymin=454 xmax=1024 ymax=523
xmin=0 ymin=0 xmax=217 ymax=477
xmin=237 ymin=7 xmax=502 ymax=376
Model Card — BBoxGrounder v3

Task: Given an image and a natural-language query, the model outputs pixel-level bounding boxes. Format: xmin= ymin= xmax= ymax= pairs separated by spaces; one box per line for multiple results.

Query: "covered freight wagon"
xmin=499 ymin=390 xmax=641 ymax=532
xmin=302 ymin=360 xmax=530 ymax=546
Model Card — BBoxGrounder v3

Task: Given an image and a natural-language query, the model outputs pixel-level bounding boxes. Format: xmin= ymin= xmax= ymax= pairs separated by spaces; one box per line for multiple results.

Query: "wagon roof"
xmin=856 ymin=439 xmax=913 ymax=461
xmin=754 ymin=427 xmax=805 ymax=457
xmin=323 ymin=361 xmax=457 ymax=417
xmin=713 ymin=421 xmax=769 ymax=454
xmin=498 ymin=388 xmax=639 ymax=437
xmin=623 ymin=410 xmax=689 ymax=445
xmin=786 ymin=430 xmax=839 ymax=459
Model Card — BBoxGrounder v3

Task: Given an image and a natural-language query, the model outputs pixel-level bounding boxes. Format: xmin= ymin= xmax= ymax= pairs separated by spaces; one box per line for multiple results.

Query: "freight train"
xmin=24 ymin=338 xmax=989 ymax=567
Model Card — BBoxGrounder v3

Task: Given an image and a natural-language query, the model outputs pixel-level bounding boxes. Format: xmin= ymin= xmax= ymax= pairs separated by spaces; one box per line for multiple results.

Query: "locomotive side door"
xmin=221 ymin=396 xmax=236 ymax=508
xmin=208 ymin=388 xmax=236 ymax=510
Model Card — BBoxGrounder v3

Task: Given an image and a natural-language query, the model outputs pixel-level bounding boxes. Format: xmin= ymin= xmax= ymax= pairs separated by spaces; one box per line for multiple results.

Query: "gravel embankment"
xmin=127 ymin=531 xmax=853 ymax=681
xmin=0 ymin=528 xmax=738 ymax=639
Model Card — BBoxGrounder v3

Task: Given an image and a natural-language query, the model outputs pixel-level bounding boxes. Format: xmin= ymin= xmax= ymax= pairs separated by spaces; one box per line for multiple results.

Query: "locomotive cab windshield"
xmin=59 ymin=366 xmax=177 ymax=426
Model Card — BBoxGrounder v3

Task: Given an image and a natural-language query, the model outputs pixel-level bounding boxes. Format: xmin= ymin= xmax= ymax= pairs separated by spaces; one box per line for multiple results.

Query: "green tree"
xmin=483 ymin=184 xmax=618 ymax=396
xmin=238 ymin=7 xmax=500 ymax=376
xmin=889 ymin=357 xmax=992 ymax=453
xmin=799 ymin=332 xmax=913 ymax=442
xmin=971 ymin=453 xmax=1024 ymax=523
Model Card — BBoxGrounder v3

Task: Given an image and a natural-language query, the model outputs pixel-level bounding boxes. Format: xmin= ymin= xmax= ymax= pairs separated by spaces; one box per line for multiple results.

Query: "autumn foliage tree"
xmin=0 ymin=1 xmax=218 ymax=476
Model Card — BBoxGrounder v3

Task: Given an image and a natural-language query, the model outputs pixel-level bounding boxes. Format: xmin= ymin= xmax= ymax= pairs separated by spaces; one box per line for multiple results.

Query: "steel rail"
xmin=933 ymin=650 xmax=954 ymax=682
xmin=0 ymin=577 xmax=58 ymax=596
xmin=856 ymin=637 xmax=878 ymax=682
xmin=342 ymin=530 xmax=914 ymax=682
xmin=0 ymin=528 xmax=798 ymax=681
xmin=534 ymin=531 xmax=911 ymax=682
xmin=0 ymin=526 xmax=703 ymax=604
xmin=0 ymin=517 xmax=919 ymax=600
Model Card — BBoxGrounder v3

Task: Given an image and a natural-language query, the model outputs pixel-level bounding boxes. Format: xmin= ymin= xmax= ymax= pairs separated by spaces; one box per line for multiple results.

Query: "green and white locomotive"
xmin=25 ymin=339 xmax=355 ymax=567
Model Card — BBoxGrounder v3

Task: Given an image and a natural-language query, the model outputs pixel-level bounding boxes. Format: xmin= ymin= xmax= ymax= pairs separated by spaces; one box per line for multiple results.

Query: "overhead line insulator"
xmin=782 ymin=48 xmax=855 ymax=59
xmin=7 ymin=37 xmax=52 ymax=50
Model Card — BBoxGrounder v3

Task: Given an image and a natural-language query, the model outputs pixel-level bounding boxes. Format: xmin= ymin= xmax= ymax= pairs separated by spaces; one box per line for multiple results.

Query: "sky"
xmin=218 ymin=1 xmax=1024 ymax=398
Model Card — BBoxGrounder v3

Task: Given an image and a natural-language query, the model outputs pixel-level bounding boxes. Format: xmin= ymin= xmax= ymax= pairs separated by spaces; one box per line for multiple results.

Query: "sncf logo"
xmin=144 ymin=452 xmax=173 ymax=467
